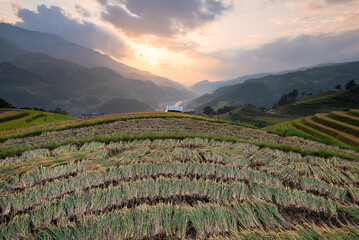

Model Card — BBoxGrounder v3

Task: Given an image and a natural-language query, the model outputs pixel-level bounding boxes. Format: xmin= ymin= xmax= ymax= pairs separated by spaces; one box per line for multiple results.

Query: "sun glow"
xmin=150 ymin=59 xmax=158 ymax=65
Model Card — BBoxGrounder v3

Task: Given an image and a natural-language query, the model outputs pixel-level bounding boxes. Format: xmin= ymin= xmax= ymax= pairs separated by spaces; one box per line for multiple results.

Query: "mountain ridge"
xmin=189 ymin=60 xmax=359 ymax=112
xmin=0 ymin=22 xmax=192 ymax=93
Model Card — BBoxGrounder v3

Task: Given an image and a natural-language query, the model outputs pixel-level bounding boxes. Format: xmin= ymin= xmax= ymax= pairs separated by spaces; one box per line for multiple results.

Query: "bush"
xmin=0 ymin=98 xmax=14 ymax=108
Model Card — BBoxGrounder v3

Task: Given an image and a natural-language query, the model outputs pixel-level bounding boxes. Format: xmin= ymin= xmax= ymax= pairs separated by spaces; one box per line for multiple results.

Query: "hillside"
xmin=189 ymin=61 xmax=359 ymax=111
xmin=0 ymin=23 xmax=190 ymax=92
xmin=0 ymin=112 xmax=358 ymax=239
xmin=189 ymin=73 xmax=270 ymax=96
xmin=97 ymin=98 xmax=154 ymax=114
xmin=0 ymin=108 xmax=75 ymax=131
xmin=266 ymin=109 xmax=359 ymax=149
xmin=0 ymin=48 xmax=192 ymax=115
xmin=221 ymin=86 xmax=359 ymax=127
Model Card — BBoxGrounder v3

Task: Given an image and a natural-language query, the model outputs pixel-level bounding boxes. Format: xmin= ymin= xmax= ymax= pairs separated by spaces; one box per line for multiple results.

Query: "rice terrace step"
xmin=1 ymin=113 xmax=359 ymax=239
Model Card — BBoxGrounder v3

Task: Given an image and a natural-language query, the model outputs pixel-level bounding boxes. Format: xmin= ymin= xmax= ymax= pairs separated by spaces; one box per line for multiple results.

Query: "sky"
xmin=1 ymin=0 xmax=359 ymax=86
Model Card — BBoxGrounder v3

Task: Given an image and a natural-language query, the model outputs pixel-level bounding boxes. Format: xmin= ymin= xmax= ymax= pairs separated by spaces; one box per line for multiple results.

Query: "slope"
xmin=0 ymin=22 xmax=193 ymax=95
xmin=219 ymin=85 xmax=359 ymax=128
xmin=0 ymin=108 xmax=75 ymax=131
xmin=0 ymin=112 xmax=358 ymax=239
xmin=9 ymin=52 xmax=191 ymax=107
xmin=189 ymin=61 xmax=359 ymax=111
xmin=266 ymin=109 xmax=359 ymax=148
xmin=0 ymin=62 xmax=103 ymax=114
xmin=189 ymin=73 xmax=269 ymax=96
xmin=97 ymin=98 xmax=154 ymax=114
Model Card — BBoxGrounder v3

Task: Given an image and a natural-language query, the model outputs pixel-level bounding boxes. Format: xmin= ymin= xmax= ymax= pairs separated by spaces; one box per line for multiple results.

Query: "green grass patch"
xmin=303 ymin=117 xmax=358 ymax=147
xmin=348 ymin=109 xmax=359 ymax=117
xmin=0 ymin=109 xmax=75 ymax=132
xmin=0 ymin=110 xmax=29 ymax=123
xmin=313 ymin=115 xmax=359 ymax=138
xmin=265 ymin=118 xmax=353 ymax=150
xmin=329 ymin=112 xmax=359 ymax=126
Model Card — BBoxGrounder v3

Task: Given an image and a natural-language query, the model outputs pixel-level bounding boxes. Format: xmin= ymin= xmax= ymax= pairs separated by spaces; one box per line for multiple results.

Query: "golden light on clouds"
xmin=150 ymin=60 xmax=158 ymax=65
xmin=3 ymin=0 xmax=359 ymax=86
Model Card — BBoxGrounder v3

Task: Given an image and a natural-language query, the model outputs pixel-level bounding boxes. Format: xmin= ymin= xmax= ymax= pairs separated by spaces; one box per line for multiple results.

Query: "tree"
xmin=33 ymin=107 xmax=46 ymax=112
xmin=49 ymin=107 xmax=68 ymax=115
xmin=0 ymin=98 xmax=14 ymax=108
xmin=345 ymin=79 xmax=356 ymax=90
xmin=217 ymin=106 xmax=236 ymax=115
xmin=335 ymin=84 xmax=342 ymax=90
xmin=203 ymin=106 xmax=215 ymax=116
xmin=275 ymin=89 xmax=299 ymax=107
xmin=288 ymin=89 xmax=298 ymax=99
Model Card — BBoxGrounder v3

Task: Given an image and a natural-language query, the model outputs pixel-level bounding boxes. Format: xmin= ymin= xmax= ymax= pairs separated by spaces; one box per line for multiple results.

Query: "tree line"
xmin=0 ymin=97 xmax=68 ymax=115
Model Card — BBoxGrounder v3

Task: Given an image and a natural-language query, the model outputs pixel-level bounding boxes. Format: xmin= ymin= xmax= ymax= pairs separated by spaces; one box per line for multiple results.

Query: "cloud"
xmin=11 ymin=2 xmax=22 ymax=12
xmin=306 ymin=0 xmax=357 ymax=10
xmin=207 ymin=29 xmax=359 ymax=78
xmin=15 ymin=4 xmax=131 ymax=59
xmin=147 ymin=37 xmax=199 ymax=52
xmin=326 ymin=0 xmax=356 ymax=4
xmin=75 ymin=5 xmax=91 ymax=17
xmin=98 ymin=0 xmax=233 ymax=37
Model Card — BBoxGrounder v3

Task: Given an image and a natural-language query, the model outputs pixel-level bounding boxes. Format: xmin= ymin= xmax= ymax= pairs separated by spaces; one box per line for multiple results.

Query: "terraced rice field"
xmin=0 ymin=110 xmax=28 ymax=123
xmin=266 ymin=109 xmax=359 ymax=149
xmin=1 ymin=115 xmax=359 ymax=239
xmin=0 ymin=109 xmax=75 ymax=132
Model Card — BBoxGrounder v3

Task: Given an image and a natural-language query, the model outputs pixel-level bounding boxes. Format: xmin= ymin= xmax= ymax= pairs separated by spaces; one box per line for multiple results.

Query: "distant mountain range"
xmin=188 ymin=63 xmax=341 ymax=96
xmin=189 ymin=73 xmax=270 ymax=96
xmin=0 ymin=23 xmax=189 ymax=91
xmin=188 ymin=61 xmax=359 ymax=112
xmin=0 ymin=23 xmax=195 ymax=115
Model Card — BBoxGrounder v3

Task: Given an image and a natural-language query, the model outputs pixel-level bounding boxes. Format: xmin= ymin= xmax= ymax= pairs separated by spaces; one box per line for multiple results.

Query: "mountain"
xmin=0 ymin=62 xmax=86 ymax=110
xmin=189 ymin=61 xmax=359 ymax=112
xmin=0 ymin=38 xmax=26 ymax=62
xmin=97 ymin=98 xmax=154 ymax=114
xmin=9 ymin=52 xmax=191 ymax=106
xmin=219 ymin=86 xmax=359 ymax=128
xmin=189 ymin=64 xmax=348 ymax=96
xmin=189 ymin=73 xmax=270 ymax=96
xmin=0 ymin=23 xmax=193 ymax=94
xmin=0 ymin=40 xmax=193 ymax=115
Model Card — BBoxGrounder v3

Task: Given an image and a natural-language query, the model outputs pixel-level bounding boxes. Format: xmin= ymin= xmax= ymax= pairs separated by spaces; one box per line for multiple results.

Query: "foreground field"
xmin=266 ymin=109 xmax=359 ymax=149
xmin=0 ymin=114 xmax=359 ymax=239
xmin=0 ymin=109 xmax=75 ymax=132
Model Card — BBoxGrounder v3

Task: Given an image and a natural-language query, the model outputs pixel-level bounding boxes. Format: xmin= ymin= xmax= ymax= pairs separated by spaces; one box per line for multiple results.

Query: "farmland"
xmin=0 ymin=113 xmax=359 ymax=239
xmin=266 ymin=109 xmax=359 ymax=149
xmin=0 ymin=109 xmax=75 ymax=132
xmin=220 ymin=87 xmax=359 ymax=128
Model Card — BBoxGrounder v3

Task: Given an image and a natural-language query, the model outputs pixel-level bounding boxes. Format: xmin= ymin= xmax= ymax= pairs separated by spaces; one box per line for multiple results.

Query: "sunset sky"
xmin=1 ymin=0 xmax=359 ymax=86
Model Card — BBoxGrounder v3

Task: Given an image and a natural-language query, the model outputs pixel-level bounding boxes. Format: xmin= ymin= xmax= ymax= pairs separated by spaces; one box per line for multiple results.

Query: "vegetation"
xmin=273 ymin=89 xmax=299 ymax=108
xmin=0 ymin=109 xmax=75 ymax=132
xmin=217 ymin=85 xmax=359 ymax=128
xmin=266 ymin=109 xmax=359 ymax=149
xmin=220 ymin=104 xmax=291 ymax=128
xmin=1 ymin=114 xmax=358 ymax=160
xmin=203 ymin=105 xmax=236 ymax=116
xmin=0 ymin=111 xmax=253 ymax=142
xmin=189 ymin=61 xmax=359 ymax=111
xmin=345 ymin=79 xmax=357 ymax=89
xmin=0 ymin=110 xmax=359 ymax=239
xmin=0 ymin=110 xmax=28 ymax=123
xmin=1 ymin=132 xmax=358 ymax=239
xmin=0 ymin=97 xmax=14 ymax=108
